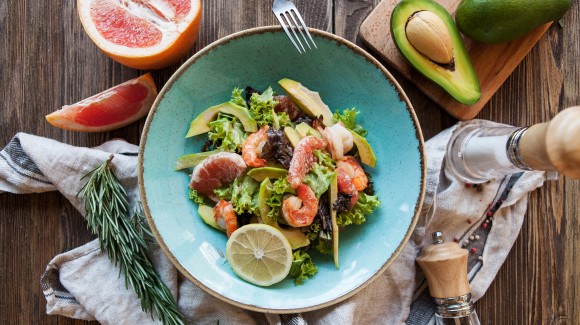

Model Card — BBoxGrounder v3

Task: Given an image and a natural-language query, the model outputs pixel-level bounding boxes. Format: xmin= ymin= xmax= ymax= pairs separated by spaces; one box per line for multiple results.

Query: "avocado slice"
xmin=295 ymin=122 xmax=322 ymax=139
xmin=247 ymin=167 xmax=288 ymax=182
xmin=198 ymin=204 xmax=225 ymax=232
xmin=258 ymin=179 xmax=310 ymax=249
xmin=284 ymin=127 xmax=301 ymax=147
xmin=175 ymin=149 xmax=224 ymax=170
xmin=278 ymin=79 xmax=334 ymax=126
xmin=391 ymin=0 xmax=481 ymax=105
xmin=329 ymin=172 xmax=339 ymax=268
xmin=186 ymin=102 xmax=257 ymax=137
xmin=349 ymin=130 xmax=377 ymax=168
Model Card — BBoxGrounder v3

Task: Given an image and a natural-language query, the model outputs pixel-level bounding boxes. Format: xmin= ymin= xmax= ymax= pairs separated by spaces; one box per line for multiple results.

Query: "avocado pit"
xmin=405 ymin=10 xmax=454 ymax=65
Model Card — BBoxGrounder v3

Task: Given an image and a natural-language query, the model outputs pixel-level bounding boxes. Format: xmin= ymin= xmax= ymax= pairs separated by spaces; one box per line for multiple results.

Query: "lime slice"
xmin=226 ymin=224 xmax=292 ymax=286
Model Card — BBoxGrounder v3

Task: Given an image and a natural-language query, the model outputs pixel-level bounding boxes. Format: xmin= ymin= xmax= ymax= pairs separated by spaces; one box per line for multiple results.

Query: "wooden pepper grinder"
xmin=446 ymin=106 xmax=580 ymax=184
xmin=417 ymin=232 xmax=481 ymax=325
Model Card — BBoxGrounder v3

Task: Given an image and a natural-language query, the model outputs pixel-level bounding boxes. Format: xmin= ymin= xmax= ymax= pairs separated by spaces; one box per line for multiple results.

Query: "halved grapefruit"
xmin=46 ymin=73 xmax=157 ymax=132
xmin=78 ymin=0 xmax=202 ymax=69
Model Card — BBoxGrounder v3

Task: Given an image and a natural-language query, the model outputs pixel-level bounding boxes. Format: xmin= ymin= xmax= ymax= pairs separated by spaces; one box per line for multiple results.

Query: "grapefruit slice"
xmin=78 ymin=0 xmax=202 ymax=69
xmin=46 ymin=73 xmax=157 ymax=132
xmin=189 ymin=152 xmax=247 ymax=196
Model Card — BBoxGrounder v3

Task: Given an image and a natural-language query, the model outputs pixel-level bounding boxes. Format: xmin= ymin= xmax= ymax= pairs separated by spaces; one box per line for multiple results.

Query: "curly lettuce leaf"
xmin=303 ymin=163 xmax=335 ymax=199
xmin=230 ymin=87 xmax=247 ymax=108
xmin=313 ymin=149 xmax=335 ymax=169
xmin=230 ymin=176 xmax=260 ymax=215
xmin=265 ymin=177 xmax=294 ymax=221
xmin=249 ymin=87 xmax=279 ymax=127
xmin=188 ymin=188 xmax=206 ymax=204
xmin=289 ymin=250 xmax=318 ymax=285
xmin=336 ymin=192 xmax=380 ymax=227
xmin=332 ymin=108 xmax=367 ymax=137
xmin=208 ymin=113 xmax=247 ymax=152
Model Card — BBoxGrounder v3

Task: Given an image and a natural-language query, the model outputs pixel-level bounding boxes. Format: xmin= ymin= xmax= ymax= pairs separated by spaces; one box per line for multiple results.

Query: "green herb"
xmin=249 ymin=87 xmax=279 ymax=127
xmin=208 ymin=113 xmax=247 ymax=153
xmin=336 ymin=192 xmax=381 ymax=227
xmin=78 ymin=155 xmax=185 ymax=325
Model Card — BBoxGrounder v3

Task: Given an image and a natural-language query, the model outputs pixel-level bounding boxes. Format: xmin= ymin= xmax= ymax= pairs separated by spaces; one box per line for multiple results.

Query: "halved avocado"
xmin=278 ymin=79 xmax=334 ymax=126
xmin=247 ymin=167 xmax=288 ymax=182
xmin=391 ymin=0 xmax=481 ymax=105
xmin=186 ymin=102 xmax=257 ymax=137
xmin=258 ymin=179 xmax=310 ymax=249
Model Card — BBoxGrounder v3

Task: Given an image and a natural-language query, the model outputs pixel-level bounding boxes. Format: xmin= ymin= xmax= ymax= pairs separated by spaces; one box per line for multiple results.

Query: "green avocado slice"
xmin=186 ymin=102 xmax=257 ymax=137
xmin=391 ymin=0 xmax=481 ymax=105
xmin=278 ymin=78 xmax=334 ymax=126
xmin=247 ymin=167 xmax=288 ymax=182
xmin=349 ymin=130 xmax=376 ymax=168
xmin=329 ymin=172 xmax=339 ymax=268
xmin=198 ymin=204 xmax=225 ymax=232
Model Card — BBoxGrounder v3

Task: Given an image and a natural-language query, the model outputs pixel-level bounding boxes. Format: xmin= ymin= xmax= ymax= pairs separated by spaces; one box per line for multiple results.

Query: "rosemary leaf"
xmin=78 ymin=155 xmax=185 ymax=325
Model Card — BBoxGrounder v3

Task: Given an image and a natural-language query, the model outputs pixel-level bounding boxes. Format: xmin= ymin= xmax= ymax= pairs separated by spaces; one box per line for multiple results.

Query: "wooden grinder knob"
xmin=519 ymin=106 xmax=580 ymax=179
xmin=416 ymin=232 xmax=470 ymax=299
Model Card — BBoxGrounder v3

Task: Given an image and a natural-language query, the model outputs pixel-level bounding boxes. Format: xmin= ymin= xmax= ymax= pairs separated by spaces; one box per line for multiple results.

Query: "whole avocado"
xmin=455 ymin=0 xmax=572 ymax=43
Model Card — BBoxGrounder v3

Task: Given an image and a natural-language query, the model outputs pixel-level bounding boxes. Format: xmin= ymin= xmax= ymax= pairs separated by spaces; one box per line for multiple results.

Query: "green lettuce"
xmin=230 ymin=87 xmax=247 ymax=108
xmin=265 ymin=177 xmax=294 ymax=221
xmin=332 ymin=108 xmax=367 ymax=137
xmin=249 ymin=87 xmax=279 ymax=127
xmin=289 ymin=250 xmax=318 ymax=285
xmin=231 ymin=176 xmax=260 ymax=215
xmin=314 ymin=149 xmax=335 ymax=169
xmin=336 ymin=192 xmax=381 ymax=227
xmin=188 ymin=188 xmax=206 ymax=204
xmin=303 ymin=163 xmax=335 ymax=199
xmin=208 ymin=113 xmax=246 ymax=152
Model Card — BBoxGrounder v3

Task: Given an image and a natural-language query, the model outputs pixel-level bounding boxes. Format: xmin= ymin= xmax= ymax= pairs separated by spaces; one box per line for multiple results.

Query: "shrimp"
xmin=282 ymin=184 xmax=319 ymax=227
xmin=322 ymin=122 xmax=354 ymax=160
xmin=242 ymin=125 xmax=269 ymax=167
xmin=336 ymin=156 xmax=368 ymax=209
xmin=213 ymin=200 xmax=238 ymax=237
xmin=287 ymin=136 xmax=327 ymax=188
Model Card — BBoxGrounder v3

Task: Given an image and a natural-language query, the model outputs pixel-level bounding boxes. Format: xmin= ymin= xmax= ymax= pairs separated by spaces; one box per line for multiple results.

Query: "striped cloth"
xmin=0 ymin=125 xmax=547 ymax=325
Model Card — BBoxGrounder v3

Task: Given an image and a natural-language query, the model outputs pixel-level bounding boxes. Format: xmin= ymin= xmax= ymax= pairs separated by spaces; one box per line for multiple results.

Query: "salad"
xmin=177 ymin=79 xmax=380 ymax=285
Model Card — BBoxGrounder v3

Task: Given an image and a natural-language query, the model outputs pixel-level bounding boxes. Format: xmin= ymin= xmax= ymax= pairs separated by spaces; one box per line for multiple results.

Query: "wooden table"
xmin=1 ymin=1 xmax=578 ymax=324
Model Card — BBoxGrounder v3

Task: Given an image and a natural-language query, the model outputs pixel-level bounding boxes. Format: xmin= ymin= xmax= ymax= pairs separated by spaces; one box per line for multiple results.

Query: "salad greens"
xmin=182 ymin=81 xmax=381 ymax=285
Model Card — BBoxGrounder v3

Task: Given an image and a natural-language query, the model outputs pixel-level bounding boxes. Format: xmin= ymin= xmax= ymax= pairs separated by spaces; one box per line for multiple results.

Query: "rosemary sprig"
xmin=78 ymin=155 xmax=185 ymax=325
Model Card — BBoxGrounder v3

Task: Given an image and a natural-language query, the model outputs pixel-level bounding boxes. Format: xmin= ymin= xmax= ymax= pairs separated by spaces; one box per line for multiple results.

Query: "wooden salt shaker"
xmin=417 ymin=232 xmax=481 ymax=325
xmin=446 ymin=106 xmax=580 ymax=183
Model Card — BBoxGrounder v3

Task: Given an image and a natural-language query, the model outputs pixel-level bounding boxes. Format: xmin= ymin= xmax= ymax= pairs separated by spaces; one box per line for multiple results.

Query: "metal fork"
xmin=272 ymin=0 xmax=317 ymax=54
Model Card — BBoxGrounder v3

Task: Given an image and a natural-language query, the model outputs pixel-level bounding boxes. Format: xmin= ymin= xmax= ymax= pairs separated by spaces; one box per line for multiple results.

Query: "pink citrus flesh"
xmin=189 ymin=152 xmax=247 ymax=195
xmin=46 ymin=73 xmax=157 ymax=132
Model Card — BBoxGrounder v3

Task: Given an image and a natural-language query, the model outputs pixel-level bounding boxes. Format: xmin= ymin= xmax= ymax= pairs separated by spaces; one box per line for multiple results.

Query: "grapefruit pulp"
xmin=46 ymin=73 xmax=157 ymax=132
xmin=78 ymin=0 xmax=202 ymax=69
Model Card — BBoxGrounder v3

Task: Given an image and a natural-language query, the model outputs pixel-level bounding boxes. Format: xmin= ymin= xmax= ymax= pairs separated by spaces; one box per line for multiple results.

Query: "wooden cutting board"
xmin=359 ymin=0 xmax=552 ymax=120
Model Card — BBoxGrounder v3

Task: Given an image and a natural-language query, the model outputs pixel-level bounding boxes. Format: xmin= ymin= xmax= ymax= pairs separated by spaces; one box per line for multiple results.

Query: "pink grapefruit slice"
xmin=189 ymin=152 xmax=247 ymax=196
xmin=46 ymin=73 xmax=157 ymax=132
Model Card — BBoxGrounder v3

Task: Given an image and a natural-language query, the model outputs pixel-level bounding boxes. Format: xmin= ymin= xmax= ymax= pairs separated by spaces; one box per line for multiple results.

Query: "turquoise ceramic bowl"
xmin=139 ymin=26 xmax=425 ymax=313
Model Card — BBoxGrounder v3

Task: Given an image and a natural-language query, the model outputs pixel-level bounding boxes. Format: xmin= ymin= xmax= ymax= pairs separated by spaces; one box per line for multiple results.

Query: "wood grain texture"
xmin=0 ymin=0 xmax=578 ymax=324
xmin=359 ymin=0 xmax=553 ymax=120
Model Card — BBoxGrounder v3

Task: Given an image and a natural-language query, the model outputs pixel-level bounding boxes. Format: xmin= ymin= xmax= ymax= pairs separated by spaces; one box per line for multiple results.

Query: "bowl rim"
xmin=138 ymin=25 xmax=426 ymax=314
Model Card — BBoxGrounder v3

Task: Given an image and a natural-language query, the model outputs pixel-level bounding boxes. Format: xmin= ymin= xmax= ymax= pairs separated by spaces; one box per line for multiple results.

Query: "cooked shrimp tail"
xmin=287 ymin=136 xmax=327 ymax=188
xmin=213 ymin=200 xmax=238 ymax=237
xmin=282 ymin=184 xmax=319 ymax=227
xmin=242 ymin=125 xmax=269 ymax=167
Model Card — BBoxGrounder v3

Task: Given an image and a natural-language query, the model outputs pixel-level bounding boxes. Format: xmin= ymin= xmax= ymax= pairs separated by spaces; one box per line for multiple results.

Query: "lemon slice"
xmin=226 ymin=224 xmax=292 ymax=286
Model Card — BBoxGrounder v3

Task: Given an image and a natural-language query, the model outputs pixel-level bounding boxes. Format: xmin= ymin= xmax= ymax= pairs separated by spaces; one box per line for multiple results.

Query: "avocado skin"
xmin=456 ymin=0 xmax=572 ymax=43
xmin=391 ymin=0 xmax=481 ymax=105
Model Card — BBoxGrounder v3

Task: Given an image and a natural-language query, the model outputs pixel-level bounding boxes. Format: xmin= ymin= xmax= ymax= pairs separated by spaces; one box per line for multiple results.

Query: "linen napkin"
xmin=0 ymin=123 xmax=547 ymax=325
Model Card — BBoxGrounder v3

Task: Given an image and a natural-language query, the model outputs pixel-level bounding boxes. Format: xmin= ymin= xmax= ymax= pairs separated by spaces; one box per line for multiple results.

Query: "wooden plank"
xmin=359 ymin=0 xmax=552 ymax=120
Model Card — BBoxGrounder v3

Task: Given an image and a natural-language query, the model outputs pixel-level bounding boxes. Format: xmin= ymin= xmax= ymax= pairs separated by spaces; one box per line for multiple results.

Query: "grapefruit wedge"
xmin=78 ymin=0 xmax=202 ymax=69
xmin=46 ymin=73 xmax=157 ymax=132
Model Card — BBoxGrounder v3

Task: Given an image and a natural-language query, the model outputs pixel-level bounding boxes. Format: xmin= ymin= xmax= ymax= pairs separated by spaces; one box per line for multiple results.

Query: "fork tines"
xmin=273 ymin=1 xmax=317 ymax=54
